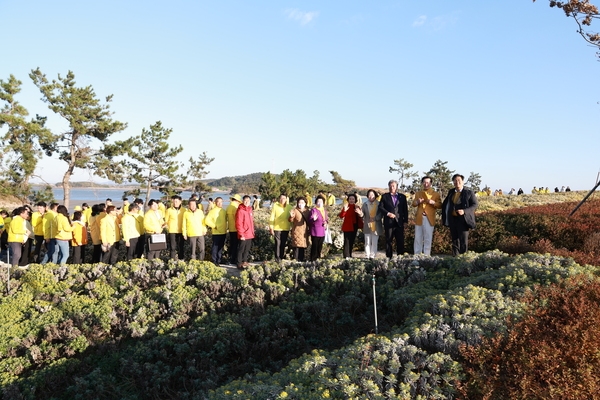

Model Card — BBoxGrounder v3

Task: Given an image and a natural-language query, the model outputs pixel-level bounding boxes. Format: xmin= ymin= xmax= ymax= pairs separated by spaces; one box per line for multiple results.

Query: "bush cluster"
xmin=1 ymin=250 xmax=598 ymax=399
xmin=459 ymin=274 xmax=600 ymax=399
xmin=470 ymin=198 xmax=600 ymax=266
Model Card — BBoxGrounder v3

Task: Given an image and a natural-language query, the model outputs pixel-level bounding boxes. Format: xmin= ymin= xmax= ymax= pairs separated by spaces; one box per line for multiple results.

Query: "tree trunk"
xmin=145 ymin=180 xmax=152 ymax=212
xmin=62 ymin=167 xmax=73 ymax=210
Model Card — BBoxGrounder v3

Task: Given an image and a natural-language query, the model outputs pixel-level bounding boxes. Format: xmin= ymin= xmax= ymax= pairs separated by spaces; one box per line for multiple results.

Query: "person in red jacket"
xmin=235 ymin=195 xmax=255 ymax=269
xmin=339 ymin=193 xmax=364 ymax=258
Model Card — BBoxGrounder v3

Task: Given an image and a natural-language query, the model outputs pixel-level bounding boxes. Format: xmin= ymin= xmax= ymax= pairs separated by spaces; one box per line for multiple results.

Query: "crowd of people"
xmin=0 ymin=174 xmax=483 ymax=269
xmin=475 ymin=185 xmax=572 ymax=196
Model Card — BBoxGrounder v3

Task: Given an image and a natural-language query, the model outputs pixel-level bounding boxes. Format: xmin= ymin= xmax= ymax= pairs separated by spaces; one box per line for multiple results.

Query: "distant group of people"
xmin=476 ymin=185 xmax=571 ymax=197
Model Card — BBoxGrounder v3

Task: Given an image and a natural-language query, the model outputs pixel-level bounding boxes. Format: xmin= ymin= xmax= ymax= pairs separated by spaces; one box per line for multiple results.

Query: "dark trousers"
xmin=9 ymin=242 xmax=22 ymax=267
xmin=228 ymin=232 xmax=239 ymax=264
xmin=126 ymin=237 xmax=144 ymax=260
xmin=72 ymin=246 xmax=83 ymax=264
xmin=168 ymin=233 xmax=184 ymax=260
xmin=310 ymin=236 xmax=325 ymax=261
xmin=146 ymin=234 xmax=163 ymax=261
xmin=102 ymin=242 xmax=120 ymax=265
xmin=274 ymin=230 xmax=289 ymax=261
xmin=212 ymin=234 xmax=226 ymax=265
xmin=292 ymin=247 xmax=306 ymax=262
xmin=343 ymin=230 xmax=357 ymax=258
xmin=34 ymin=235 xmax=44 ymax=263
xmin=384 ymin=225 xmax=405 ymax=258
xmin=189 ymin=236 xmax=205 ymax=261
xmin=42 ymin=239 xmax=58 ymax=264
xmin=449 ymin=216 xmax=469 ymax=256
xmin=19 ymin=239 xmax=31 ymax=266
xmin=92 ymin=244 xmax=102 ymax=263
xmin=0 ymin=231 xmax=8 ymax=260
xmin=237 ymin=238 xmax=252 ymax=265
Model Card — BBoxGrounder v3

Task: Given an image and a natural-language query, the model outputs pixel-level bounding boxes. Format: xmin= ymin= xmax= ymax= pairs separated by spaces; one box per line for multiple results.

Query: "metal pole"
xmin=6 ymin=250 xmax=9 ymax=295
xmin=570 ymin=180 xmax=600 ymax=216
xmin=372 ymin=274 xmax=378 ymax=334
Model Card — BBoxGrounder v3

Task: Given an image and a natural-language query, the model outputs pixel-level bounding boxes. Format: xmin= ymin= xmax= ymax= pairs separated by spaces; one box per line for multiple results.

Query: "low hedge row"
xmin=1 ymin=250 xmax=597 ymax=399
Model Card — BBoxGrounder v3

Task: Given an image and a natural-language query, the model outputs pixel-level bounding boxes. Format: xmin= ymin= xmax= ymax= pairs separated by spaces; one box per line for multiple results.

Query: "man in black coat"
xmin=442 ymin=174 xmax=478 ymax=256
xmin=378 ymin=180 xmax=408 ymax=258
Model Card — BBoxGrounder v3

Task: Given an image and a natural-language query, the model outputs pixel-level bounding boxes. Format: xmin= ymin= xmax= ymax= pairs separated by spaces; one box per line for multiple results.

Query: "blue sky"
xmin=2 ymin=0 xmax=599 ymax=192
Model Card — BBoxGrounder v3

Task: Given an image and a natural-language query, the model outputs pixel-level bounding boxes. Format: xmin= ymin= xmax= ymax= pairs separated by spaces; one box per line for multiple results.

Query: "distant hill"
xmin=206 ymin=172 xmax=264 ymax=194
xmin=53 ymin=182 xmax=111 ymax=188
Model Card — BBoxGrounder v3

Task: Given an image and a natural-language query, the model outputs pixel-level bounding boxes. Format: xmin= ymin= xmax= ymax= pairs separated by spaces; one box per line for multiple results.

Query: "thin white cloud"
xmin=412 ymin=12 xmax=459 ymax=31
xmin=285 ymin=8 xmax=319 ymax=26
xmin=412 ymin=15 xmax=427 ymax=27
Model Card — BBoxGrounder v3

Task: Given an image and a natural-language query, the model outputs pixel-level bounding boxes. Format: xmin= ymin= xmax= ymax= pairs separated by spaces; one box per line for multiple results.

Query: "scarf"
xmin=368 ymin=201 xmax=377 ymax=232
xmin=316 ymin=206 xmax=326 ymax=222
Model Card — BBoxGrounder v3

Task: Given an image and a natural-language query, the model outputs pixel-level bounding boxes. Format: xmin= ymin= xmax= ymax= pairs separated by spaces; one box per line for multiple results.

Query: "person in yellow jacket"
xmin=31 ymin=201 xmax=46 ymax=263
xmin=305 ymin=192 xmax=313 ymax=207
xmin=327 ymin=192 xmax=336 ymax=207
xmin=165 ymin=195 xmax=185 ymax=260
xmin=122 ymin=199 xmax=130 ymax=214
xmin=226 ymin=194 xmax=242 ymax=265
xmin=144 ymin=199 xmax=166 ymax=261
xmin=54 ymin=205 xmax=74 ymax=266
xmin=122 ymin=203 xmax=144 ymax=260
xmin=269 ymin=194 xmax=293 ymax=262
xmin=41 ymin=203 xmax=59 ymax=264
xmin=7 ymin=207 xmax=31 ymax=267
xmin=100 ymin=205 xmax=121 ymax=265
xmin=89 ymin=204 xmax=107 ymax=263
xmin=82 ymin=203 xmax=92 ymax=226
xmin=0 ymin=209 xmax=10 ymax=261
xmin=133 ymin=198 xmax=145 ymax=216
xmin=183 ymin=198 xmax=207 ymax=261
xmin=71 ymin=211 xmax=88 ymax=264
xmin=158 ymin=201 xmax=166 ymax=218
xmin=205 ymin=197 xmax=227 ymax=265
xmin=412 ymin=176 xmax=442 ymax=256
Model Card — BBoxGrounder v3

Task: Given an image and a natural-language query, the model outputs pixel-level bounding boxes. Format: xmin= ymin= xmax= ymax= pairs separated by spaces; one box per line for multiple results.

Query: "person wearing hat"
xmin=226 ymin=194 xmax=242 ymax=265
xmin=71 ymin=205 xmax=82 ymax=221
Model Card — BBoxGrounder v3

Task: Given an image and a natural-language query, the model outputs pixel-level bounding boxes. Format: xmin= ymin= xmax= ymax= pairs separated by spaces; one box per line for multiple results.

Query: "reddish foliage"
xmin=458 ymin=275 xmax=600 ymax=399
xmin=471 ymin=199 xmax=600 ymax=266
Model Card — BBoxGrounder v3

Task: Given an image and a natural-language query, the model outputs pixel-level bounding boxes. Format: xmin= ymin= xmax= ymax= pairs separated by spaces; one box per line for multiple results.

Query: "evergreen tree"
xmin=0 ymin=74 xmax=53 ymax=200
xmin=389 ymin=158 xmax=419 ymax=192
xmin=465 ymin=171 xmax=483 ymax=192
xmin=425 ymin=160 xmax=455 ymax=197
xmin=116 ymin=121 xmax=183 ymax=203
xmin=186 ymin=152 xmax=214 ymax=195
xmin=258 ymin=171 xmax=279 ymax=204
xmin=329 ymin=170 xmax=356 ymax=197
xmin=30 ymin=69 xmax=127 ymax=208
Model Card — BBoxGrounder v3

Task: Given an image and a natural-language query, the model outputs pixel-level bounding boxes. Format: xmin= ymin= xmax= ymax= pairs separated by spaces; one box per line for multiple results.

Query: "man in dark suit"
xmin=378 ymin=179 xmax=408 ymax=258
xmin=442 ymin=174 xmax=478 ymax=256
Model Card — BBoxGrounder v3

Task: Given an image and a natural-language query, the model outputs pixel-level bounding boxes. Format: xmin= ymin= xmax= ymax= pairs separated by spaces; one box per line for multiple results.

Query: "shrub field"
xmin=1 ymin=251 xmax=599 ymax=399
xmin=1 ymin=193 xmax=600 ymax=399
